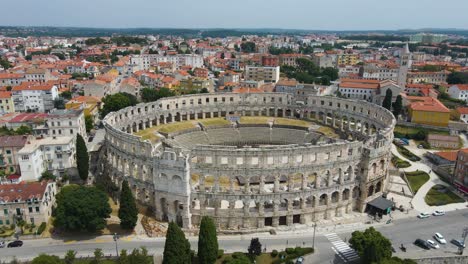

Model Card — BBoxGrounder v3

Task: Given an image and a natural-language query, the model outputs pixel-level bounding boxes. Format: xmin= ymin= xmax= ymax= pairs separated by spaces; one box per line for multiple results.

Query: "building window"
xmin=3 ymin=209 xmax=7 ymax=215
xmin=22 ymin=155 xmax=29 ymax=161
xmin=29 ymin=207 xmax=33 ymax=213
xmin=35 ymin=207 xmax=40 ymax=213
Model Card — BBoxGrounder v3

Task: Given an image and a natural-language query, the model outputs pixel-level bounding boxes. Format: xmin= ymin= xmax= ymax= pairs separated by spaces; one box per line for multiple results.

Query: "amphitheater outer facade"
xmin=102 ymin=92 xmax=396 ymax=230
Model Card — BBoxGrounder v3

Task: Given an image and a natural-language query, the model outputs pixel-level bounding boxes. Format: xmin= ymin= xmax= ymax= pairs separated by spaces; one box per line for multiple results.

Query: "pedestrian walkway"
xmin=324 ymin=233 xmax=360 ymax=263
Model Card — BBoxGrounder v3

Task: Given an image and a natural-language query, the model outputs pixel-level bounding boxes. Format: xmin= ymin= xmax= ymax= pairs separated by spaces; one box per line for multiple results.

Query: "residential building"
xmin=0 ymin=91 xmax=15 ymax=114
xmin=456 ymin=107 xmax=468 ymax=123
xmin=0 ymin=135 xmax=32 ymax=174
xmin=194 ymin=68 xmax=209 ymax=79
xmin=338 ymin=78 xmax=380 ymax=101
xmin=275 ymin=79 xmax=299 ymax=94
xmin=405 ymin=84 xmax=438 ymax=98
xmin=24 ymin=68 xmax=52 ymax=83
xmin=119 ymin=77 xmax=142 ymax=99
xmin=338 ymin=65 xmax=360 ymax=78
xmin=245 ymin=66 xmax=280 ymax=83
xmin=427 ymin=134 xmax=460 ymax=149
xmin=46 ymin=109 xmax=86 ymax=139
xmin=447 ymin=84 xmax=468 ymax=102
xmin=407 ymin=96 xmax=450 ymax=127
xmin=65 ymin=96 xmax=101 ymax=119
xmin=279 ymin=54 xmax=304 ymax=67
xmin=407 ymin=71 xmax=448 ymax=85
xmin=453 ymin=149 xmax=468 ymax=194
xmin=337 ymin=53 xmax=358 ymax=65
xmin=0 ymin=73 xmax=25 ymax=86
xmin=362 ymin=62 xmax=399 ymax=82
xmin=18 ymin=136 xmax=76 ymax=180
xmin=11 ymin=83 xmax=59 ymax=112
xmin=0 ymin=181 xmax=56 ymax=226
xmin=262 ymin=55 xmax=279 ymax=67
xmin=312 ymin=53 xmax=335 ymax=68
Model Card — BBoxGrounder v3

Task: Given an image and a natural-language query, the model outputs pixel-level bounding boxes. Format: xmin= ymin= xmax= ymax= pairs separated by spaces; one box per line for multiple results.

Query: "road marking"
xmin=325 ymin=233 xmax=360 ymax=263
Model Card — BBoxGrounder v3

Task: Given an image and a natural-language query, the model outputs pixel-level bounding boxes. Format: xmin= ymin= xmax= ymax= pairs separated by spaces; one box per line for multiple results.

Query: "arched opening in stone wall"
xmin=319 ymin=194 xmax=328 ymax=206
xmin=375 ymin=181 xmax=382 ymax=193
xmin=368 ymin=185 xmax=374 ymax=197
xmin=342 ymin=189 xmax=350 ymax=201
xmin=331 ymin=191 xmax=339 ymax=203
xmin=160 ymin=198 xmax=168 ymax=222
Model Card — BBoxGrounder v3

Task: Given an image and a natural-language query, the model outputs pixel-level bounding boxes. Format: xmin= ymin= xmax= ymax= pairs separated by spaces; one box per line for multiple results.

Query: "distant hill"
xmin=0 ymin=26 xmax=467 ymax=38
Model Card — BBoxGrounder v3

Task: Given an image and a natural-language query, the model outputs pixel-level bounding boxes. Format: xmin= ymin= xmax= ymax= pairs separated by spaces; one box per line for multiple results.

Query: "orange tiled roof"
xmin=409 ymin=97 xmax=450 ymax=113
xmin=434 ymin=151 xmax=458 ymax=162
xmin=456 ymin=107 xmax=468 ymax=115
xmin=340 ymin=82 xmax=379 ymax=89
xmin=451 ymin=84 xmax=468 ymax=91
xmin=0 ymin=91 xmax=12 ymax=98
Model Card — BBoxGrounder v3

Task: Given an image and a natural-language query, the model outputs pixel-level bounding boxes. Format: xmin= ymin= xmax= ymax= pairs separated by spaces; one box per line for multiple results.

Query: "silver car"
xmin=434 ymin=233 xmax=446 ymax=244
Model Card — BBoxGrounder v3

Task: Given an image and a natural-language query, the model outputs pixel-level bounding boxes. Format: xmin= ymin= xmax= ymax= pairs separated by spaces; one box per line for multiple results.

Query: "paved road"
xmin=1 ymin=209 xmax=467 ymax=263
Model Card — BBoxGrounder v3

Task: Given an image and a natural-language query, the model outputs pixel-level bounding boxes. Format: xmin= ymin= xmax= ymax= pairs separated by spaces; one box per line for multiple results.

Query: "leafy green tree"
xmin=31 ymin=254 xmax=62 ymax=264
xmin=100 ymin=92 xmax=138 ymax=118
xmin=15 ymin=125 xmax=32 ymax=135
xmin=64 ymin=250 xmax=76 ymax=264
xmin=240 ymin=42 xmax=256 ymax=53
xmin=223 ymin=252 xmax=251 ymax=264
xmin=198 ymin=216 xmax=218 ymax=264
xmin=248 ymin=238 xmax=262 ymax=258
xmin=119 ymin=180 xmax=138 ymax=230
xmin=447 ymin=71 xmax=468 ymax=84
xmin=163 ymin=222 xmax=191 ymax=264
xmin=0 ymin=57 xmax=11 ymax=69
xmin=392 ymin=95 xmax=403 ymax=117
xmin=382 ymin=89 xmax=393 ymax=111
xmin=119 ymin=247 xmax=152 ymax=264
xmin=90 ymin=248 xmax=104 ymax=264
xmin=379 ymin=257 xmax=417 ymax=264
xmin=40 ymin=171 xmax=56 ymax=181
xmin=349 ymin=227 xmax=392 ymax=264
xmin=141 ymin=87 xmax=175 ymax=103
xmin=85 ymin=115 xmax=94 ymax=133
xmin=321 ymin=67 xmax=339 ymax=81
xmin=76 ymin=134 xmax=89 ymax=182
xmin=54 ymin=185 xmax=111 ymax=232
xmin=54 ymin=97 xmax=66 ymax=109
xmin=61 ymin=91 xmax=72 ymax=99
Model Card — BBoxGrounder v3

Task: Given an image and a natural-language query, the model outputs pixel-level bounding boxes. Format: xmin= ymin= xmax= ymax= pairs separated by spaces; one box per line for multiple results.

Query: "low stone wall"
xmin=415 ymin=256 xmax=468 ymax=264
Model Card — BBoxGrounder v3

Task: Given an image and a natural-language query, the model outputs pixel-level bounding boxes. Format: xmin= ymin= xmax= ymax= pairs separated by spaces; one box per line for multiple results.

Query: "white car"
xmin=427 ymin=239 xmax=440 ymax=249
xmin=0 ymin=241 xmax=5 ymax=248
xmin=417 ymin=212 xmax=430 ymax=219
xmin=434 ymin=233 xmax=447 ymax=244
xmin=433 ymin=210 xmax=445 ymax=216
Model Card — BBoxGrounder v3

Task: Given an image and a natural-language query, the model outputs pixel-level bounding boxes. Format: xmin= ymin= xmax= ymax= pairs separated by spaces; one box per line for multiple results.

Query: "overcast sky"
xmin=1 ymin=0 xmax=467 ymax=30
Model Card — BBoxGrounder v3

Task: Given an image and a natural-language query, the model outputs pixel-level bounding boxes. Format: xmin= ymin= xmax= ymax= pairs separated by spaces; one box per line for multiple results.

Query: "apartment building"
xmin=407 ymin=71 xmax=448 ymax=85
xmin=46 ymin=109 xmax=86 ymax=139
xmin=0 ymin=181 xmax=56 ymax=226
xmin=24 ymin=68 xmax=52 ymax=83
xmin=11 ymin=83 xmax=59 ymax=112
xmin=0 ymin=135 xmax=32 ymax=174
xmin=453 ymin=149 xmax=468 ymax=194
xmin=447 ymin=84 xmax=468 ymax=102
xmin=0 ymin=91 xmax=15 ymax=114
xmin=245 ymin=66 xmax=280 ymax=83
xmin=0 ymin=73 xmax=25 ymax=86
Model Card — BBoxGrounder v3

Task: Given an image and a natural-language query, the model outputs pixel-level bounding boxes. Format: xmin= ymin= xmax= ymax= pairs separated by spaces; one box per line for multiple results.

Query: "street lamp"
xmin=113 ymin=233 xmax=119 ymax=257
xmin=312 ymin=222 xmax=317 ymax=250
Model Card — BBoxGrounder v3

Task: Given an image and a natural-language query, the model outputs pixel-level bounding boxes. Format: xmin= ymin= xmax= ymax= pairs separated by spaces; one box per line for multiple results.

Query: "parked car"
xmin=434 ymin=233 xmax=447 ymax=244
xmin=417 ymin=212 xmax=430 ymax=219
xmin=414 ymin=239 xmax=431 ymax=249
xmin=295 ymin=257 xmax=304 ymax=264
xmin=0 ymin=241 xmax=5 ymax=248
xmin=451 ymin=239 xmax=466 ymax=248
xmin=433 ymin=210 xmax=445 ymax=216
xmin=427 ymin=239 xmax=439 ymax=249
xmin=418 ymin=144 xmax=424 ymax=149
xmin=7 ymin=240 xmax=23 ymax=248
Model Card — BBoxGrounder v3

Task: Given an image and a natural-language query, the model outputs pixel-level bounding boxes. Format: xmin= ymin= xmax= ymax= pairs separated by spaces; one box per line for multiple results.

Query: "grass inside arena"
xmin=135 ymin=117 xmax=340 ymax=143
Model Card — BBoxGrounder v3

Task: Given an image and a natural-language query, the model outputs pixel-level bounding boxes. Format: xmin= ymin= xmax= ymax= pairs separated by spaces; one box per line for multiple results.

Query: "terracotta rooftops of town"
xmin=48 ymin=108 xmax=83 ymax=118
xmin=340 ymin=81 xmax=379 ymax=89
xmin=276 ymin=78 xmax=298 ymax=87
xmin=0 ymin=135 xmax=30 ymax=148
xmin=408 ymin=97 xmax=450 ymax=113
xmin=427 ymin=134 xmax=459 ymax=142
xmin=9 ymin=112 xmax=48 ymax=123
xmin=12 ymin=82 xmax=55 ymax=91
xmin=451 ymin=84 xmax=468 ymax=91
xmin=456 ymin=107 xmax=468 ymax=115
xmin=433 ymin=151 xmax=459 ymax=162
xmin=0 ymin=73 xmax=24 ymax=79
xmin=0 ymin=91 xmax=12 ymax=98
xmin=406 ymin=83 xmax=434 ymax=89
xmin=0 ymin=181 xmax=50 ymax=203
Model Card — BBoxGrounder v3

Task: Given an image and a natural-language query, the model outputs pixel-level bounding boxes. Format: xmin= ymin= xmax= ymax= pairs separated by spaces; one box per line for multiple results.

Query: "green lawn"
xmin=394 ymin=125 xmax=449 ymax=136
xmin=199 ymin=117 xmax=231 ymax=127
xmin=425 ymin=185 xmax=465 ymax=206
xmin=396 ymin=145 xmax=421 ymax=162
xmin=405 ymin=171 xmax=430 ymax=193
xmin=391 ymin=155 xmax=411 ymax=168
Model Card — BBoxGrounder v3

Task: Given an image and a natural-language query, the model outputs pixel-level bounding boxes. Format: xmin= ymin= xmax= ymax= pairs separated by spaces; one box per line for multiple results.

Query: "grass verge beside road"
xmin=405 ymin=171 xmax=430 ymax=194
xmin=396 ymin=145 xmax=421 ymax=161
xmin=425 ymin=184 xmax=465 ymax=206
xmin=391 ymin=155 xmax=411 ymax=168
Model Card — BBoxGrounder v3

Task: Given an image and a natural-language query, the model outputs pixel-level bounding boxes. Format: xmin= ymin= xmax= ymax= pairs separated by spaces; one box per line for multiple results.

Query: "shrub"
xmin=279 ymin=252 xmax=287 ymax=259
xmin=37 ymin=222 xmax=47 ymax=235
xmin=217 ymin=249 xmax=224 ymax=259
xmin=286 ymin=261 xmax=294 ymax=264
xmin=222 ymin=256 xmax=233 ymax=264
xmin=285 ymin=248 xmax=295 ymax=254
xmin=271 ymin=249 xmax=279 ymax=257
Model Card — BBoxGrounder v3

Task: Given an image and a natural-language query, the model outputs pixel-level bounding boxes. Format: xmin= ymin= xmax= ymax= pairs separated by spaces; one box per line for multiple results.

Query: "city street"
xmin=1 ymin=209 xmax=467 ymax=263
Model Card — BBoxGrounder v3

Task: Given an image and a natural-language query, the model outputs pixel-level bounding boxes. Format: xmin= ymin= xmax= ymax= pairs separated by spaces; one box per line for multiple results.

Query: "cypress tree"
xmin=382 ymin=89 xmax=393 ymax=111
xmin=163 ymin=222 xmax=191 ymax=264
xmin=198 ymin=216 xmax=218 ymax=264
xmin=392 ymin=95 xmax=403 ymax=118
xmin=118 ymin=180 xmax=138 ymax=230
xmin=76 ymin=134 xmax=89 ymax=181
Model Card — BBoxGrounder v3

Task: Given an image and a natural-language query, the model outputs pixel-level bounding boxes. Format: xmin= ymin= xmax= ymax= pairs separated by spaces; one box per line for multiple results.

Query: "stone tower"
xmin=397 ymin=43 xmax=412 ymax=87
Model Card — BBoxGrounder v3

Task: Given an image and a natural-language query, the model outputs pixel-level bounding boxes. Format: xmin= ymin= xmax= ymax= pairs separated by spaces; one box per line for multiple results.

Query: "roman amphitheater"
xmin=102 ymin=92 xmax=396 ymax=230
